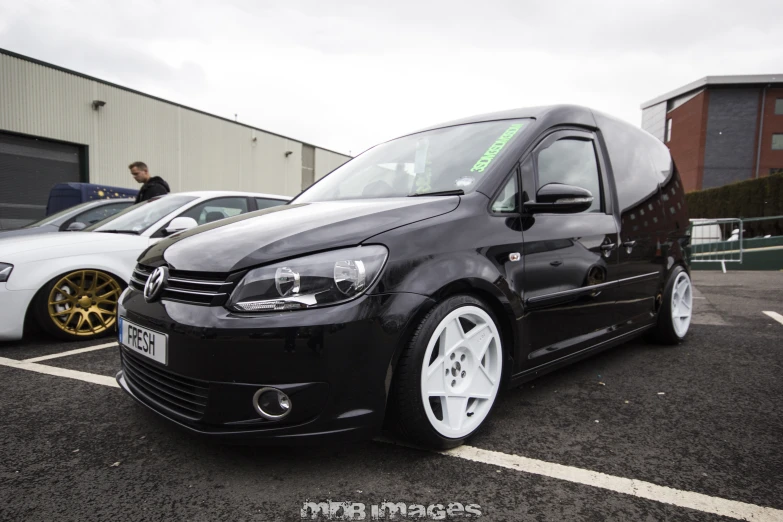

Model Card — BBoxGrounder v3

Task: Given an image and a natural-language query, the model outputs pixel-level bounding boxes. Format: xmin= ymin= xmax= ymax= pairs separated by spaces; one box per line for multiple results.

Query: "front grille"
xmin=121 ymin=348 xmax=209 ymax=420
xmin=130 ymin=264 xmax=234 ymax=306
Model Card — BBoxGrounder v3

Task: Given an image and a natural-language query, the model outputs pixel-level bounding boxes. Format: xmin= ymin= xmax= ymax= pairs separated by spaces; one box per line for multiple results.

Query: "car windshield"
xmin=295 ymin=119 xmax=531 ymax=202
xmin=86 ymin=195 xmax=197 ymax=234
xmin=22 ymin=200 xmax=100 ymax=228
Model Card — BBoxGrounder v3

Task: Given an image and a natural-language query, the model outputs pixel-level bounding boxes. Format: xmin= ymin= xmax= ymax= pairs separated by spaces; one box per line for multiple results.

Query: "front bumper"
xmin=116 ymin=289 xmax=432 ymax=443
xmin=0 ymin=284 xmax=36 ymax=341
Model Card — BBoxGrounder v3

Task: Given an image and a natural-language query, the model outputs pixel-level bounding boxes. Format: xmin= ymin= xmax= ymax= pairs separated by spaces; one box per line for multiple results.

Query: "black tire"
xmin=651 ymin=265 xmax=692 ymax=345
xmin=388 ymin=294 xmax=504 ymax=450
xmin=33 ymin=269 xmax=124 ymax=342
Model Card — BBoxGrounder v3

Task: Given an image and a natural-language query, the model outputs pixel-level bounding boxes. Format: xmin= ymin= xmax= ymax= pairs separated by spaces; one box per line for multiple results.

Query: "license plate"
xmin=119 ymin=317 xmax=168 ymax=365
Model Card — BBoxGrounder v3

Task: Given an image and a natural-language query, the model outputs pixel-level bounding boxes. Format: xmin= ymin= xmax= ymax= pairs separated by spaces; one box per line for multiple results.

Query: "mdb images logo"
xmin=301 ymin=499 xmax=482 ymax=520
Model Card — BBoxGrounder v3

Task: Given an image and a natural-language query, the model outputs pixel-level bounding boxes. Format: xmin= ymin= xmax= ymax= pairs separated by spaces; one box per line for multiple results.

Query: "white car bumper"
xmin=0 ymin=284 xmax=36 ymax=341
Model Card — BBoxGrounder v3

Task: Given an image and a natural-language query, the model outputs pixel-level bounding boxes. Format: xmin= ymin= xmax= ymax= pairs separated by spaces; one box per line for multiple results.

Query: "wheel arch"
xmin=387 ymin=277 xmax=518 ymax=391
xmin=24 ymin=265 xmax=129 ymax=335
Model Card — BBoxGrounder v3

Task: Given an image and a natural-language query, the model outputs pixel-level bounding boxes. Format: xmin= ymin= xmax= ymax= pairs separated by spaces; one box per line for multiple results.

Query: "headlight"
xmin=228 ymin=246 xmax=388 ymax=312
xmin=0 ymin=263 xmax=12 ymax=283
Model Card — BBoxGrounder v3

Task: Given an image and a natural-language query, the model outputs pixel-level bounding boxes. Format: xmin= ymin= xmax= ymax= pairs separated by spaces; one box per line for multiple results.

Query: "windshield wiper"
xmin=98 ymin=230 xmax=141 ymax=235
xmin=408 ymin=189 xmax=464 ymax=197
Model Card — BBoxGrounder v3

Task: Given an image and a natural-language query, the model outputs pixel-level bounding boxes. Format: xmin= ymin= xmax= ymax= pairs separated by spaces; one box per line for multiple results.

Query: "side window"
xmin=536 ymin=138 xmax=602 ymax=213
xmin=71 ymin=203 xmax=131 ymax=226
xmin=255 ymin=198 xmax=286 ymax=210
xmin=179 ymin=197 xmax=249 ymax=225
xmin=491 ymin=175 xmax=518 ymax=213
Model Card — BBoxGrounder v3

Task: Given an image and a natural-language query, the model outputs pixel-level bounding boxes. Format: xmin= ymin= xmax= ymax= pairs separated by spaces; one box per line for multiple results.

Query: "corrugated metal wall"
xmin=641 ymin=102 xmax=667 ymax=142
xmin=0 ymin=52 xmax=350 ymax=197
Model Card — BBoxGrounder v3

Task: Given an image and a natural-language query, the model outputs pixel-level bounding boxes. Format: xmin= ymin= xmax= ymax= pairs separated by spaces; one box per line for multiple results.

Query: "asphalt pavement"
xmin=1 ymin=271 xmax=781 ymax=521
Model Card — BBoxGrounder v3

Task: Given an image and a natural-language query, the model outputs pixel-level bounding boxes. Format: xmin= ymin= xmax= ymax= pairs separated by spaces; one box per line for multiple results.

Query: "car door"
xmin=519 ymin=129 xmax=622 ymax=368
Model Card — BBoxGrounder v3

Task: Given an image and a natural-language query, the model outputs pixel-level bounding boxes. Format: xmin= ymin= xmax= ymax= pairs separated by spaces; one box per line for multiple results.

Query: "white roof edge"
xmin=640 ymin=74 xmax=783 ymax=110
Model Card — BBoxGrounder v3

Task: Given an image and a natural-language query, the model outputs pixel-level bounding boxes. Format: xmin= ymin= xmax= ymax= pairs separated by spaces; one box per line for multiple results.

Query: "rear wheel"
xmin=652 ymin=266 xmax=693 ymax=345
xmin=389 ymin=295 xmax=504 ymax=449
xmin=34 ymin=270 xmax=123 ymax=341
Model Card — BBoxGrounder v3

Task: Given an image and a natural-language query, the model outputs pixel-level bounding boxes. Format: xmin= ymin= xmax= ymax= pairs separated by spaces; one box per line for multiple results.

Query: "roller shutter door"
xmin=0 ymin=132 xmax=83 ymax=229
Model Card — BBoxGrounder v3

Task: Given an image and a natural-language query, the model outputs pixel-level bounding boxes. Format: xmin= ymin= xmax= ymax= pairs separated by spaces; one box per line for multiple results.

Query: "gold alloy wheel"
xmin=47 ymin=270 xmax=122 ymax=337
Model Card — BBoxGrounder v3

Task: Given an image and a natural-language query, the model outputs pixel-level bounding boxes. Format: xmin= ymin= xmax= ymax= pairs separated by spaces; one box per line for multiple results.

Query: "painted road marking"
xmin=23 ymin=341 xmax=118 ymax=363
xmin=441 ymin=445 xmax=782 ymax=522
xmin=762 ymin=311 xmax=783 ymax=326
xmin=0 ymin=357 xmax=119 ymax=388
xmin=2 ymin=359 xmax=782 ymax=520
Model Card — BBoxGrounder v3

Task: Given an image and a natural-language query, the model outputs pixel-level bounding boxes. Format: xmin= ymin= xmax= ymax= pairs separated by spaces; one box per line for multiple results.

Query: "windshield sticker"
xmin=470 ymin=122 xmax=527 ymax=173
xmin=455 ymin=176 xmax=475 ymax=188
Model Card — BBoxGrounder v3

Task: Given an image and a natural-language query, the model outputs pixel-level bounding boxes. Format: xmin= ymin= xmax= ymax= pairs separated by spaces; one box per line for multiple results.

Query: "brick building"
xmin=641 ymin=75 xmax=783 ymax=192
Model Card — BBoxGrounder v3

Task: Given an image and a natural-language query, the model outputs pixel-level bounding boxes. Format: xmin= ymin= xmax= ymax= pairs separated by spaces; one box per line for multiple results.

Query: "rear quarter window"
xmin=595 ymin=113 xmax=668 ymax=212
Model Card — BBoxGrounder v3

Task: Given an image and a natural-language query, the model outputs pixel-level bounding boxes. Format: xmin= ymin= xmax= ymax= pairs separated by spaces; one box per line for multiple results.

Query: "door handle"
xmin=600 ymin=243 xmax=615 ymax=258
xmin=550 ymin=260 xmax=562 ymax=267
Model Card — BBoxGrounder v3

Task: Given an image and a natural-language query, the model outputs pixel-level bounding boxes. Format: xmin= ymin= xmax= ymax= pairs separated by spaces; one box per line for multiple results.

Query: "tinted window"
xmin=593 ymin=111 xmax=664 ymax=213
xmin=255 ymin=198 xmax=287 ymax=210
xmin=180 ymin=197 xmax=249 ymax=225
xmin=72 ymin=202 xmax=131 ymax=226
xmin=536 ymin=138 xmax=602 ymax=212
xmin=491 ymin=175 xmax=518 ymax=213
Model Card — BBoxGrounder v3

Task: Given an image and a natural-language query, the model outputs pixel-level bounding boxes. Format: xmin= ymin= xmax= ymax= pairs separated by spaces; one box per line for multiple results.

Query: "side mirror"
xmin=523 ymin=183 xmax=593 ymax=214
xmin=66 ymin=222 xmax=87 ymax=231
xmin=164 ymin=217 xmax=198 ymax=235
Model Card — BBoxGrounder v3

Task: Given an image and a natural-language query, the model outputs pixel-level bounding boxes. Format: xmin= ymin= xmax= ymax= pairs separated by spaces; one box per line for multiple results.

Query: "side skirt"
xmin=507 ymin=323 xmax=655 ymax=389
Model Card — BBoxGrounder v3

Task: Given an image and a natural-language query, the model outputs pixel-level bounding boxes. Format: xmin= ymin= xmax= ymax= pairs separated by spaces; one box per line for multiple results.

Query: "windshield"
xmin=86 ymin=195 xmax=197 ymax=234
xmin=22 ymin=200 xmax=101 ymax=228
xmin=296 ymin=119 xmax=530 ymax=202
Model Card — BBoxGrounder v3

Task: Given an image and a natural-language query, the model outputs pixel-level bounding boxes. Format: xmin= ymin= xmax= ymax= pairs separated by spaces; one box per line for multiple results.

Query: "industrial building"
xmin=641 ymin=74 xmax=783 ymax=192
xmin=0 ymin=48 xmax=351 ymax=228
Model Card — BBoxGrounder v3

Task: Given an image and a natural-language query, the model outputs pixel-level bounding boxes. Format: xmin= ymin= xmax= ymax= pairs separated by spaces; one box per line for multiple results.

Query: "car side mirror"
xmin=523 ymin=183 xmax=593 ymax=214
xmin=66 ymin=222 xmax=87 ymax=231
xmin=164 ymin=217 xmax=198 ymax=235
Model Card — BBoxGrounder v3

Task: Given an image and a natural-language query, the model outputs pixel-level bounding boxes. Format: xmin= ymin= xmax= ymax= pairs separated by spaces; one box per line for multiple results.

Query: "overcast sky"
xmin=1 ymin=0 xmax=780 ymax=155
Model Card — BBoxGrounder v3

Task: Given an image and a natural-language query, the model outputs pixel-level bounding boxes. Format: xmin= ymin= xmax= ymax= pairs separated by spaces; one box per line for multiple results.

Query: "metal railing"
xmin=688 ymin=218 xmax=743 ymax=273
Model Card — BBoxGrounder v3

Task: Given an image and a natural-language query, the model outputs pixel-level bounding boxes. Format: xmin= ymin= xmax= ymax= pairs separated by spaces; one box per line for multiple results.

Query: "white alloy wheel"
xmin=420 ymin=305 xmax=503 ymax=438
xmin=670 ymin=271 xmax=693 ymax=338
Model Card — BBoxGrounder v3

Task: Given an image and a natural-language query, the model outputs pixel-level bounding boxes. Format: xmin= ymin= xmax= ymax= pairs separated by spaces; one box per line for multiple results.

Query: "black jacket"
xmin=135 ymin=176 xmax=171 ymax=203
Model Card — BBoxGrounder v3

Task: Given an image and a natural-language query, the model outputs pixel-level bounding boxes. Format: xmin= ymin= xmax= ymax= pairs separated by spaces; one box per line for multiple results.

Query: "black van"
xmin=117 ymin=105 xmax=691 ymax=449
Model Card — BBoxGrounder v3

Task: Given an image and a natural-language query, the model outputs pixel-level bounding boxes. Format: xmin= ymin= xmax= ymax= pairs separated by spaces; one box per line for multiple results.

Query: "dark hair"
xmin=128 ymin=161 xmax=148 ymax=171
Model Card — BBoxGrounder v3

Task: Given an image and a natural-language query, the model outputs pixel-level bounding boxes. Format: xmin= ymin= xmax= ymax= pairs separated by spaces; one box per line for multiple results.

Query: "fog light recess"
xmin=253 ymin=387 xmax=292 ymax=420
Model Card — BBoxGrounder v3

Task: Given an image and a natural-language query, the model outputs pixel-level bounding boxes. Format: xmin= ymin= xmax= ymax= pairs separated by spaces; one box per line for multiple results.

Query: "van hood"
xmin=142 ymin=197 xmax=460 ymax=272
xmin=0 ymin=231 xmax=148 ymax=263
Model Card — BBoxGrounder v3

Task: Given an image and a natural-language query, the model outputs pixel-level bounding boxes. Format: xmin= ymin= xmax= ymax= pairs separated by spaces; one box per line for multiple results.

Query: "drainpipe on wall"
xmin=754 ymin=84 xmax=769 ymax=179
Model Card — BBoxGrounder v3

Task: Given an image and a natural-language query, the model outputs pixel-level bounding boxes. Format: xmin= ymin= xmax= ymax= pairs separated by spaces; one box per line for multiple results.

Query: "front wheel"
xmin=389 ymin=295 xmax=504 ymax=449
xmin=652 ymin=266 xmax=693 ymax=345
xmin=34 ymin=270 xmax=124 ymax=341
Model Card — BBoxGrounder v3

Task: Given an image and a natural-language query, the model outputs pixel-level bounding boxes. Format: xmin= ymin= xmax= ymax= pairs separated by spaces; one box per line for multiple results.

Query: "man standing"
xmin=129 ymin=161 xmax=170 ymax=203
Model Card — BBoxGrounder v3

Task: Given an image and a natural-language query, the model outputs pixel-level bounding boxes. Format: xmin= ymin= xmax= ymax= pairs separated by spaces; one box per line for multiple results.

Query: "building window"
xmin=773 ymin=134 xmax=783 ymax=150
xmin=665 ymin=119 xmax=672 ymax=143
xmin=775 ymin=99 xmax=783 ymax=115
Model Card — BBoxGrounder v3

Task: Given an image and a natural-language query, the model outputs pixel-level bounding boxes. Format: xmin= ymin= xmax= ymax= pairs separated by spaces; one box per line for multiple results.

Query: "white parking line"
xmin=23 ymin=341 xmax=118 ymax=363
xmin=441 ymin=445 xmax=783 ymax=522
xmin=762 ymin=311 xmax=783 ymax=326
xmin=2 ymin=360 xmax=781 ymax=520
xmin=0 ymin=357 xmax=119 ymax=388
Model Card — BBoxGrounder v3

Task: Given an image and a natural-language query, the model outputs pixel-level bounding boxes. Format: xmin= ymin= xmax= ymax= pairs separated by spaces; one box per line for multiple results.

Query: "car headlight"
xmin=0 ymin=263 xmax=13 ymax=283
xmin=228 ymin=246 xmax=388 ymax=312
